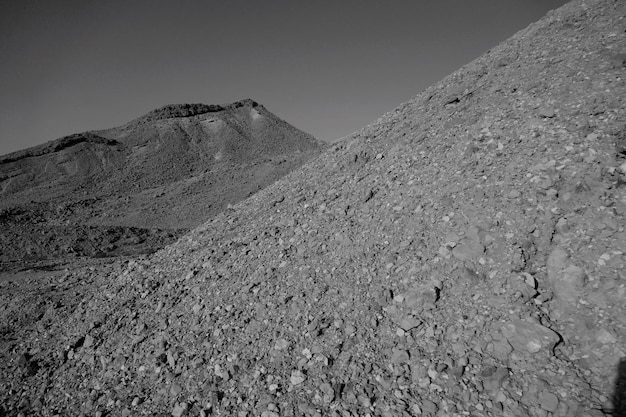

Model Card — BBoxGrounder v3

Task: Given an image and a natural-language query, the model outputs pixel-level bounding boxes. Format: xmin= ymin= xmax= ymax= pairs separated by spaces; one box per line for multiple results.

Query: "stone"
xmin=547 ymin=247 xmax=586 ymax=307
xmin=452 ymin=239 xmax=484 ymax=262
xmin=538 ymin=107 xmax=556 ymax=118
xmin=553 ymin=265 xmax=586 ymax=305
xmin=290 ymin=370 xmax=306 ymax=385
xmin=83 ymin=334 xmax=94 ymax=348
xmin=421 ymin=399 xmax=438 ymax=413
xmin=399 ymin=315 xmax=421 ymax=331
xmin=547 ymin=247 xmax=568 ymax=278
xmin=444 ymin=232 xmax=460 ymax=246
xmin=170 ymin=383 xmax=183 ymax=397
xmin=522 ymin=272 xmax=536 ymax=289
xmin=274 ymin=339 xmax=290 ymax=350
xmin=404 ymin=284 xmax=439 ymax=310
xmin=539 ymin=391 xmax=559 ymax=412
xmin=391 ymin=349 xmax=410 ymax=364
xmin=319 ymin=382 xmax=335 ymax=402
xmin=491 ymin=338 xmax=513 ymax=361
xmin=596 ymin=328 xmax=616 ymax=344
xmin=172 ymin=402 xmax=188 ymax=417
xmin=482 ymin=367 xmax=509 ymax=393
xmin=501 ymin=319 xmax=560 ymax=354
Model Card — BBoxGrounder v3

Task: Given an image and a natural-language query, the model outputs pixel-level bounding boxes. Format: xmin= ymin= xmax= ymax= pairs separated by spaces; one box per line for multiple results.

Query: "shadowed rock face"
xmin=1 ymin=1 xmax=626 ymax=416
xmin=0 ymin=99 xmax=325 ymax=269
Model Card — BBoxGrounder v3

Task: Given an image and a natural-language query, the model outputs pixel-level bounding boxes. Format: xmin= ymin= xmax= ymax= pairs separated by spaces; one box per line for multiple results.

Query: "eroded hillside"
xmin=0 ymin=99 xmax=325 ymax=271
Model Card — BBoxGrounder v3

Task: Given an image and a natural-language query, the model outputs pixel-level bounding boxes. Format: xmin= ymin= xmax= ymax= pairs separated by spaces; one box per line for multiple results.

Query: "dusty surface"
xmin=0 ymin=99 xmax=325 ymax=271
xmin=1 ymin=0 xmax=626 ymax=416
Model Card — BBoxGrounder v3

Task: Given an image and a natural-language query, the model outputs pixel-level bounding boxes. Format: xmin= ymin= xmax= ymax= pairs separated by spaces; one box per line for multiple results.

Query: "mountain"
xmin=1 ymin=0 xmax=626 ymax=416
xmin=0 ymin=99 xmax=325 ymax=270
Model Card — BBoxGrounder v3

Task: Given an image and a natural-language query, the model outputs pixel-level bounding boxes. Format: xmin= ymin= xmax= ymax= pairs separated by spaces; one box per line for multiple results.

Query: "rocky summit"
xmin=0 ymin=99 xmax=324 ymax=271
xmin=1 ymin=0 xmax=626 ymax=416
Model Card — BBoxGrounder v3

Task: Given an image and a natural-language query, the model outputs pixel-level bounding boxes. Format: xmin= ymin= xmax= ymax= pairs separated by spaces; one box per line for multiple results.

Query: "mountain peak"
xmin=139 ymin=99 xmax=259 ymax=122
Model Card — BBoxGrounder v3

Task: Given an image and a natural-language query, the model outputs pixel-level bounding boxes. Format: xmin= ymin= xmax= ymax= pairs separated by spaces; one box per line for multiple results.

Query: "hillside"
xmin=1 ymin=0 xmax=626 ymax=416
xmin=0 ymin=99 xmax=325 ymax=271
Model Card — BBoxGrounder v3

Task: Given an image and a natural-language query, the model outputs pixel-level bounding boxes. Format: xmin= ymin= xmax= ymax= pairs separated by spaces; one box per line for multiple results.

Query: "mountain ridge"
xmin=0 ymin=98 xmax=325 ymax=270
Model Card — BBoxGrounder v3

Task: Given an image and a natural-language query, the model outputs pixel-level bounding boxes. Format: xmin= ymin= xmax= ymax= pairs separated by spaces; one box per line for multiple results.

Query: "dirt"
xmin=1 ymin=0 xmax=625 ymax=416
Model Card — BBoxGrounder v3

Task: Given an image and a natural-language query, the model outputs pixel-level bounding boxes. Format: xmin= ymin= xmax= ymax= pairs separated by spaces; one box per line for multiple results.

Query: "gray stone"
xmin=539 ymin=391 xmax=559 ymax=412
xmin=391 ymin=349 xmax=410 ymax=364
xmin=501 ymin=319 xmax=560 ymax=354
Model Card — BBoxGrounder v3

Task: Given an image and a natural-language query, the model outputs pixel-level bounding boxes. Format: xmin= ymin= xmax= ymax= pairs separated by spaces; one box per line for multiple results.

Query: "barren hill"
xmin=0 ymin=99 xmax=325 ymax=270
xmin=2 ymin=0 xmax=626 ymax=416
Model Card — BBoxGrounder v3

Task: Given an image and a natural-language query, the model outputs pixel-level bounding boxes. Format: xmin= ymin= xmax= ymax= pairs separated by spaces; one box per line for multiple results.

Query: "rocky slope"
xmin=0 ymin=99 xmax=325 ymax=271
xmin=2 ymin=0 xmax=626 ymax=416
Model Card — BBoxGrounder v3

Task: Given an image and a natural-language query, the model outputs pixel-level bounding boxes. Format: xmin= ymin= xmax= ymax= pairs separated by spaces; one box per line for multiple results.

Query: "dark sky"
xmin=0 ymin=0 xmax=569 ymax=155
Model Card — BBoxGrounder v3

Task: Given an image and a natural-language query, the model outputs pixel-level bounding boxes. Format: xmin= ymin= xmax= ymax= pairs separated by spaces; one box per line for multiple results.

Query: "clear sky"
xmin=0 ymin=0 xmax=568 ymax=155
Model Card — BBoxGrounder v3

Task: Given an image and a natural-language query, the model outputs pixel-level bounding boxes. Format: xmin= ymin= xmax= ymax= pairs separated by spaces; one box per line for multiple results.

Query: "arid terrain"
xmin=1 ymin=0 xmax=626 ymax=416
xmin=0 ymin=99 xmax=325 ymax=273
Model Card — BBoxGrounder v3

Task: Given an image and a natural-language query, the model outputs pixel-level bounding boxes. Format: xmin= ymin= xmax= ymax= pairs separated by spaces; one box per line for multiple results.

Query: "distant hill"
xmin=0 ymin=99 xmax=325 ymax=269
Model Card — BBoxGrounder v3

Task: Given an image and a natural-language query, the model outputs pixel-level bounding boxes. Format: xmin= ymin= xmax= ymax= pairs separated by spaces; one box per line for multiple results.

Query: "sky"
xmin=0 ymin=0 xmax=569 ymax=156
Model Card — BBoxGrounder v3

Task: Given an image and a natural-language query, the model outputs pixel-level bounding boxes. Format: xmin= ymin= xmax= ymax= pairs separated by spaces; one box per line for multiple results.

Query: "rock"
xmin=482 ymin=367 xmax=509 ymax=393
xmin=390 ymin=349 xmax=410 ymax=364
xmin=319 ymin=382 xmax=335 ymax=403
xmin=491 ymin=338 xmax=513 ymax=361
xmin=172 ymin=402 xmax=188 ymax=417
xmin=170 ymin=383 xmax=182 ymax=397
xmin=501 ymin=319 xmax=560 ymax=354
xmin=522 ymin=272 xmax=536 ymax=289
xmin=596 ymin=328 xmax=616 ymax=344
xmin=547 ymin=247 xmax=568 ymax=278
xmin=539 ymin=391 xmax=559 ymax=412
xmin=452 ymin=239 xmax=484 ymax=262
xmin=274 ymin=338 xmax=290 ymax=350
xmin=421 ymin=399 xmax=438 ymax=413
xmin=538 ymin=107 xmax=556 ymax=118
xmin=83 ymin=334 xmax=94 ymax=348
xmin=290 ymin=370 xmax=306 ymax=385
xmin=547 ymin=247 xmax=586 ymax=307
xmin=553 ymin=265 xmax=586 ymax=305
xmin=404 ymin=284 xmax=439 ymax=310
xmin=444 ymin=232 xmax=460 ymax=246
xmin=399 ymin=315 xmax=421 ymax=331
